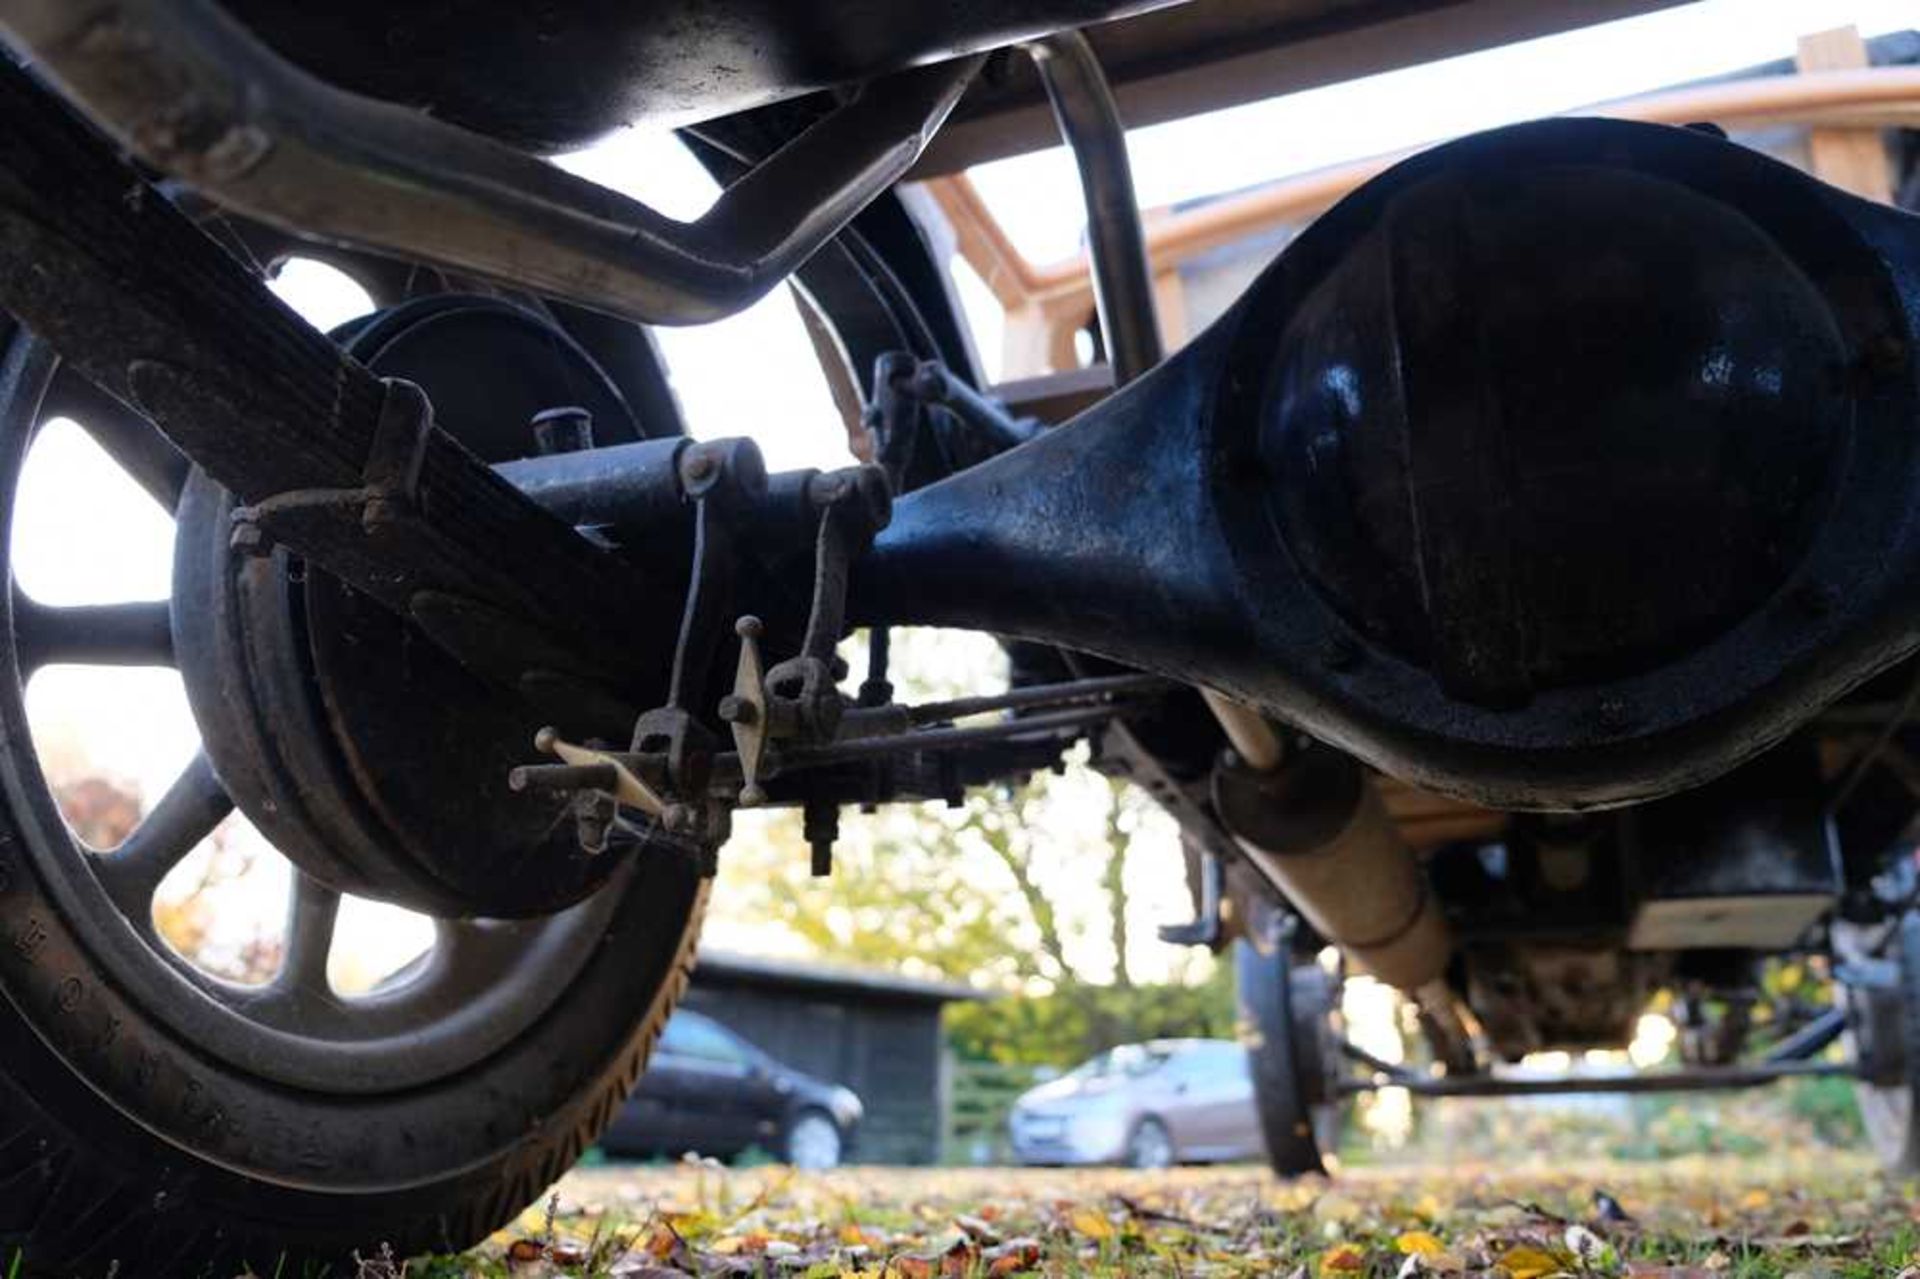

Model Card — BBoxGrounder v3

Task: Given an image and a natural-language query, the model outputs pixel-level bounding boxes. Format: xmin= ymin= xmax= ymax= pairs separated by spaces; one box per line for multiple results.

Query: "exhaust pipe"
xmin=1213 ymin=747 xmax=1449 ymax=992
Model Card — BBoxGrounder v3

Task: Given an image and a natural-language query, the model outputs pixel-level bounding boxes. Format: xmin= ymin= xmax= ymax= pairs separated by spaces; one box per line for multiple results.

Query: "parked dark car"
xmin=601 ymin=1010 xmax=864 ymax=1168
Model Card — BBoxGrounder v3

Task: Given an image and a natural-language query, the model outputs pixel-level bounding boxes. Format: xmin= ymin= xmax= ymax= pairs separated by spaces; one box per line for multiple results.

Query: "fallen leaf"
xmin=1314 ymin=1193 xmax=1364 ymax=1225
xmin=984 ymin=1237 xmax=1043 ymax=1276
xmin=1496 ymin=1244 xmax=1564 ymax=1279
xmin=1069 ymin=1208 xmax=1115 ymax=1241
xmin=1397 ymin=1230 xmax=1446 ymax=1257
xmin=1564 ymin=1224 xmax=1614 ymax=1267
xmin=1322 ymin=1242 xmax=1367 ymax=1272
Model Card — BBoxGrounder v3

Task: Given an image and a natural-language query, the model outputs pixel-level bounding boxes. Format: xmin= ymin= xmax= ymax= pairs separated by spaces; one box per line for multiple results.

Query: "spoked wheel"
xmin=1838 ymin=910 xmax=1920 ymax=1174
xmin=0 ymin=303 xmax=707 ymax=1275
xmin=1236 ymin=904 xmax=1342 ymax=1178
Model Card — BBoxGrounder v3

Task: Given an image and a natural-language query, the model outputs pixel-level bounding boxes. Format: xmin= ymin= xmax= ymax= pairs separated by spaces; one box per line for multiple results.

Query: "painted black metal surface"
xmin=220 ymin=0 xmax=1179 ymax=151
xmin=175 ymin=296 xmax=657 ymax=916
xmin=852 ymin=118 xmax=1920 ymax=810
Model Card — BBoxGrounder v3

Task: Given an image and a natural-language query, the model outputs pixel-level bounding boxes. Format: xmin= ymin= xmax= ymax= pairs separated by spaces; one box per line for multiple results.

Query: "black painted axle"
xmin=856 ymin=118 xmax=1920 ymax=810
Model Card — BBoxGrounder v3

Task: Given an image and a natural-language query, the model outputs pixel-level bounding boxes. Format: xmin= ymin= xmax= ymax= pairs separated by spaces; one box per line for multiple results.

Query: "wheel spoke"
xmin=90 ymin=753 xmax=232 ymax=921
xmin=41 ymin=369 xmax=191 ymax=511
xmin=275 ymin=873 xmax=341 ymax=998
xmin=13 ymin=593 xmax=172 ymax=670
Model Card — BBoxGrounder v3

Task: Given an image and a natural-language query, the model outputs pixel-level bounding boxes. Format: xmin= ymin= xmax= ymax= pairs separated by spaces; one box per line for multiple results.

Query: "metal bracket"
xmin=1159 ymin=848 xmax=1226 ymax=947
xmin=762 ymin=465 xmax=892 ymax=742
xmin=723 ymin=616 xmax=782 ymax=806
xmin=520 ymin=727 xmax=666 ymax=818
xmin=231 ymin=378 xmax=437 ymax=548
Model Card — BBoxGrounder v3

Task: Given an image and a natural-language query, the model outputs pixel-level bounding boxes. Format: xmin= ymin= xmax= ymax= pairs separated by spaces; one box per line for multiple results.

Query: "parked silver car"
xmin=1007 ymin=1039 xmax=1263 ymax=1168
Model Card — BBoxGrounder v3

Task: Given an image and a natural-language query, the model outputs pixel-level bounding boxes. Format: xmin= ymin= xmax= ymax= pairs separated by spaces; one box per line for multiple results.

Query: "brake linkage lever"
xmin=512 ymin=442 xmax=763 ymax=871
xmin=717 ymin=465 xmax=893 ymax=876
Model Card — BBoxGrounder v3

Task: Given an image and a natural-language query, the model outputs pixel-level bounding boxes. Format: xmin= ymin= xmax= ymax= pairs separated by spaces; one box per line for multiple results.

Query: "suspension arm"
xmin=0 ymin=55 xmax=673 ymax=699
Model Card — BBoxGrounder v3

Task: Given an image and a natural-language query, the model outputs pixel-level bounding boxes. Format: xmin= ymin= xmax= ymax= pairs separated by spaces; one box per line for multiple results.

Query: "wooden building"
xmin=683 ymin=951 xmax=983 ymax=1165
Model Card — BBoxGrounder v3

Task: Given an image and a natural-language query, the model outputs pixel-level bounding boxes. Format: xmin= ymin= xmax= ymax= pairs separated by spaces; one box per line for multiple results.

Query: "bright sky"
xmin=971 ymin=0 xmax=1918 ymax=264
xmin=15 ymin=0 xmax=1915 ymax=990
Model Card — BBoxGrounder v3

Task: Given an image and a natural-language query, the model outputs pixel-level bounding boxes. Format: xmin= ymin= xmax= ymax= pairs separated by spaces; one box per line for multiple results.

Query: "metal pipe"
xmin=905 ymin=360 xmax=1044 ymax=452
xmin=0 ymin=0 xmax=982 ymax=326
xmin=494 ymin=439 xmax=694 ymax=530
xmin=1412 ymin=980 xmax=1479 ymax=1076
xmin=1344 ymin=1059 xmax=1851 ymax=1098
xmin=1340 ymin=1039 xmax=1415 ymax=1083
xmin=1024 ymin=28 xmax=1286 ymax=773
xmin=1023 ymin=31 xmax=1163 ymax=385
xmin=1214 ymin=750 xmax=1453 ymax=994
xmin=908 ymin=672 xmax=1173 ymax=724
xmin=1762 ymin=1007 xmax=1848 ymax=1063
xmin=771 ymin=703 xmax=1125 ymax=771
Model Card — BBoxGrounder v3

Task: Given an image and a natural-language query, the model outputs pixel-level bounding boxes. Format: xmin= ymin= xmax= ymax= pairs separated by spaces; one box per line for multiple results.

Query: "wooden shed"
xmin=682 ymin=951 xmax=983 ymax=1165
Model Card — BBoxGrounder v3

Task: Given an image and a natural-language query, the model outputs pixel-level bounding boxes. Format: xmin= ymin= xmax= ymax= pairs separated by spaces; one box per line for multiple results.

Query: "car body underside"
xmin=0 ymin=0 xmax=1918 ymax=1267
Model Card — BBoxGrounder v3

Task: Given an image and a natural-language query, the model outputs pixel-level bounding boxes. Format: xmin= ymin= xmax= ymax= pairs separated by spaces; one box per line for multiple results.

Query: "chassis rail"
xmin=0 ymin=0 xmax=982 ymax=325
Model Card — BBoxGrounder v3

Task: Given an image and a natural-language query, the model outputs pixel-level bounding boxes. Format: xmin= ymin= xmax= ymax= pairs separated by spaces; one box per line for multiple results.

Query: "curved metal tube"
xmin=0 ymin=0 xmax=982 ymax=325
xmin=1023 ymin=30 xmax=1164 ymax=384
xmin=1026 ymin=29 xmax=1285 ymax=769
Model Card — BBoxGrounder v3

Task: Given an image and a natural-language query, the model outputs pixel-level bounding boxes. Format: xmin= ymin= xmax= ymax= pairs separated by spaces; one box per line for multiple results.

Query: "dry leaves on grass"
xmin=397 ymin=1152 xmax=1920 ymax=1278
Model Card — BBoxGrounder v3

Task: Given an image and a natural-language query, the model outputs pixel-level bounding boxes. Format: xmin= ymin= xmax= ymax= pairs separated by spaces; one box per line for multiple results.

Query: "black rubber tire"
xmin=0 ymin=820 xmax=707 ymax=1277
xmin=781 ymin=1108 xmax=848 ymax=1171
xmin=1842 ymin=911 xmax=1920 ymax=1174
xmin=1236 ymin=933 xmax=1337 ymax=1178
xmin=1125 ymin=1117 xmax=1175 ymax=1170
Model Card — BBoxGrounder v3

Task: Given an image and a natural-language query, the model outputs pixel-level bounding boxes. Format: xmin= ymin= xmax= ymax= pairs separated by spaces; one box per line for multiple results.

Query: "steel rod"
xmin=907 ymin=672 xmax=1175 ymax=724
xmin=1024 ymin=29 xmax=1286 ymax=775
xmin=1762 ymin=1007 xmax=1848 ymax=1063
xmin=1340 ymin=1040 xmax=1415 ymax=1082
xmin=1023 ymin=31 xmax=1162 ymax=385
xmin=1343 ymin=1059 xmax=1851 ymax=1098
xmin=0 ymin=0 xmax=981 ymax=325
xmin=771 ymin=703 xmax=1124 ymax=771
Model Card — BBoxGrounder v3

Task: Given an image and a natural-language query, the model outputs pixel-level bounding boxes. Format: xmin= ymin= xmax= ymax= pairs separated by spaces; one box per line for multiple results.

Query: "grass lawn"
xmin=386 ymin=1152 xmax=1919 ymax=1277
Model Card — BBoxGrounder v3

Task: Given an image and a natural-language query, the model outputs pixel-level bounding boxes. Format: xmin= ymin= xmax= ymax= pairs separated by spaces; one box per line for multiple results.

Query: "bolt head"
xmin=1320 ymin=634 xmax=1360 ymax=672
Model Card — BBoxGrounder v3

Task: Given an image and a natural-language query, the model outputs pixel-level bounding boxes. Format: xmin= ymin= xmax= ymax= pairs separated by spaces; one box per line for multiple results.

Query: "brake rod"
xmin=0 ymin=57 xmax=672 ymax=700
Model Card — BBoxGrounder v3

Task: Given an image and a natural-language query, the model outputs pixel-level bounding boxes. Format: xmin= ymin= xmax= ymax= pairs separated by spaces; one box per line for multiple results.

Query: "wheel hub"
xmin=174 ymin=296 xmax=650 ymax=917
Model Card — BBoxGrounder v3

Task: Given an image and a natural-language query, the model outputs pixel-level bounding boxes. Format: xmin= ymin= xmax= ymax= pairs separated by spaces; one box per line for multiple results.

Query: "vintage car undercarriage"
xmin=0 ymin=0 xmax=1917 ymax=1271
